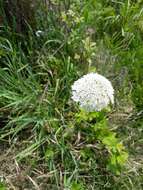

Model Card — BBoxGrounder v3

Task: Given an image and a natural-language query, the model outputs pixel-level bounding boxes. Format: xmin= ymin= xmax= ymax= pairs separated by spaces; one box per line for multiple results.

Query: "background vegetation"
xmin=0 ymin=0 xmax=143 ymax=189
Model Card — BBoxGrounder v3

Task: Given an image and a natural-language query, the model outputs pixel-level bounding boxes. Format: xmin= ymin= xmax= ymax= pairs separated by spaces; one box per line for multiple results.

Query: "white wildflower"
xmin=71 ymin=73 xmax=114 ymax=112
xmin=35 ymin=30 xmax=44 ymax=37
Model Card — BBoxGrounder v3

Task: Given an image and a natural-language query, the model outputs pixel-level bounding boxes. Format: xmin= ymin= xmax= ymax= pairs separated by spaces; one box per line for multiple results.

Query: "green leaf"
xmin=45 ymin=147 xmax=55 ymax=159
xmin=71 ymin=182 xmax=84 ymax=190
xmin=0 ymin=182 xmax=7 ymax=190
xmin=117 ymin=152 xmax=128 ymax=165
xmin=102 ymin=133 xmax=118 ymax=150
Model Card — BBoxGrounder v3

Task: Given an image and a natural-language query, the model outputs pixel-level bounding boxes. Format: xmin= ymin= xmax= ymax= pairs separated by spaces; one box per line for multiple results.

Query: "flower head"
xmin=35 ymin=30 xmax=44 ymax=37
xmin=71 ymin=73 xmax=114 ymax=112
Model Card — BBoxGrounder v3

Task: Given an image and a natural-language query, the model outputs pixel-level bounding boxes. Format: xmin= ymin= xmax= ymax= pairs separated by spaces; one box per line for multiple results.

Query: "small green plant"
xmin=0 ymin=182 xmax=7 ymax=190
xmin=76 ymin=109 xmax=128 ymax=174
xmin=71 ymin=73 xmax=128 ymax=174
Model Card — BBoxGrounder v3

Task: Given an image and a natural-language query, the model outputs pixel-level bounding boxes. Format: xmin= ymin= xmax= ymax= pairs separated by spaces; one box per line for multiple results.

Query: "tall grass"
xmin=0 ymin=0 xmax=143 ymax=189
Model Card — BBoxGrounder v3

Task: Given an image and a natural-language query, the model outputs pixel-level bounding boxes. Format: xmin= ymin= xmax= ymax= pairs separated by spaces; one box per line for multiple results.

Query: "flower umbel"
xmin=71 ymin=73 xmax=114 ymax=112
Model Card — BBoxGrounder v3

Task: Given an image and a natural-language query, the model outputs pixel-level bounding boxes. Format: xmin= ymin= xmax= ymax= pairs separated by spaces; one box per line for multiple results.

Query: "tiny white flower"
xmin=35 ymin=30 xmax=44 ymax=37
xmin=71 ymin=73 xmax=114 ymax=112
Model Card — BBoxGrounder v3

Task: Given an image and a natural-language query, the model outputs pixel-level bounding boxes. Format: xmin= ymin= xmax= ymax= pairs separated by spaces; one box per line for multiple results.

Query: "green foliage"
xmin=0 ymin=0 xmax=142 ymax=189
xmin=0 ymin=183 xmax=7 ymax=190
xmin=76 ymin=110 xmax=128 ymax=174
xmin=71 ymin=182 xmax=84 ymax=190
xmin=119 ymin=49 xmax=143 ymax=111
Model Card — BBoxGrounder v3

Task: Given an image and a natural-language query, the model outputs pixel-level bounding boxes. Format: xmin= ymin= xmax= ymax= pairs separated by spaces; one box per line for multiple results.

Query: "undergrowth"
xmin=0 ymin=0 xmax=143 ymax=189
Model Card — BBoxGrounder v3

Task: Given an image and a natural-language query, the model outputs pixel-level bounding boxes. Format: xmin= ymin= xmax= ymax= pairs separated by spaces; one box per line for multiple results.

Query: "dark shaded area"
xmin=1 ymin=0 xmax=36 ymax=33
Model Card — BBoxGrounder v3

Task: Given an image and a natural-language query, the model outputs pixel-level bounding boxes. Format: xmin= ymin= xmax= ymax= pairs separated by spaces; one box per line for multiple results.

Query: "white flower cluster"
xmin=71 ymin=73 xmax=114 ymax=112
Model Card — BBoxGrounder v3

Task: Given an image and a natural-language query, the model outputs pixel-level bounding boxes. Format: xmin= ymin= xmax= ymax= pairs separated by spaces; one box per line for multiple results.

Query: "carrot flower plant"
xmin=71 ymin=73 xmax=128 ymax=174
